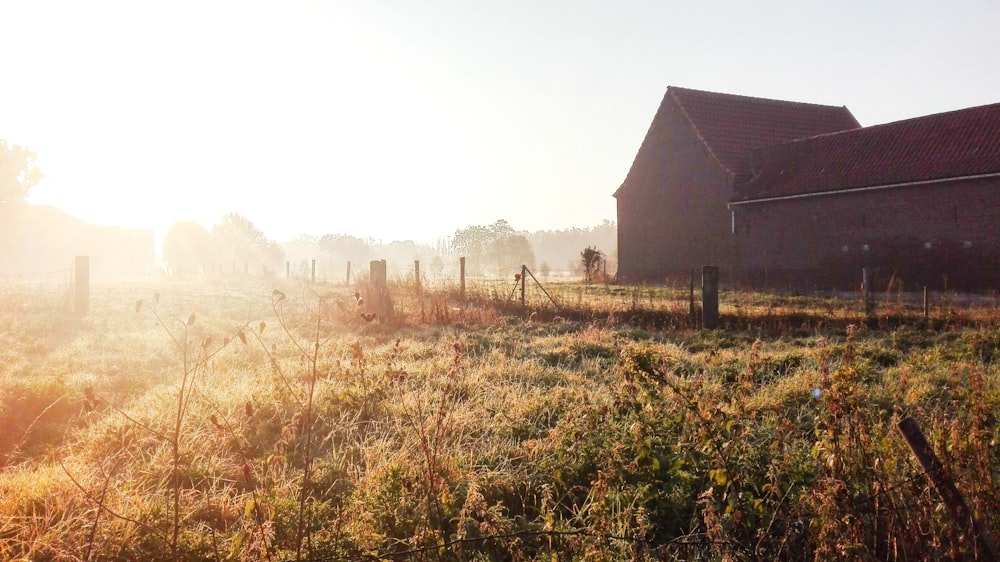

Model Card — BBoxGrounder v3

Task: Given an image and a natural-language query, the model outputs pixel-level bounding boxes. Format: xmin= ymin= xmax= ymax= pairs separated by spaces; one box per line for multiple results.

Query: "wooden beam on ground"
xmin=898 ymin=417 xmax=998 ymax=562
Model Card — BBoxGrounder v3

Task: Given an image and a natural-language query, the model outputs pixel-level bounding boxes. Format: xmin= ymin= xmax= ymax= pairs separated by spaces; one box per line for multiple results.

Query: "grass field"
xmin=1 ymin=277 xmax=999 ymax=561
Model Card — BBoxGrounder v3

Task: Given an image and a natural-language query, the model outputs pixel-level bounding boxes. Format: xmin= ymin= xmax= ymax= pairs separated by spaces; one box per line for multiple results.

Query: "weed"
xmin=1 ymin=279 xmax=1000 ymax=560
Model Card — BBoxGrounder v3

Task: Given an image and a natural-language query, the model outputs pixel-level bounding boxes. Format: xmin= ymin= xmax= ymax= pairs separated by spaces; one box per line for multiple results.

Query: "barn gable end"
xmin=615 ymin=86 xmax=859 ymax=282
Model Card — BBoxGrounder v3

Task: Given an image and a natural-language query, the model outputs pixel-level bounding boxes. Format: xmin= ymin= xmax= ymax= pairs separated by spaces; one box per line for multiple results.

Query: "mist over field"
xmin=1 ymin=201 xmax=616 ymax=285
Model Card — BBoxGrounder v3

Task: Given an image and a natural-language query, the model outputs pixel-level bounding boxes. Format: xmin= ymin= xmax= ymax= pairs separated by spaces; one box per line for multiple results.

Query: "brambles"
xmin=0 ymin=279 xmax=998 ymax=559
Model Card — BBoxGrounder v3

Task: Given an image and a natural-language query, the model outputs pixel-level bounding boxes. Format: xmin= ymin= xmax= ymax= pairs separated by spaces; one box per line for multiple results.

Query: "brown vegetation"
xmin=1 ymin=278 xmax=999 ymax=560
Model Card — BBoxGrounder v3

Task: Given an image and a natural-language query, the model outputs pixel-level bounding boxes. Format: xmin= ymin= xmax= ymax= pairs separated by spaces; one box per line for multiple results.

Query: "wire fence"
xmin=0 ymin=267 xmax=74 ymax=286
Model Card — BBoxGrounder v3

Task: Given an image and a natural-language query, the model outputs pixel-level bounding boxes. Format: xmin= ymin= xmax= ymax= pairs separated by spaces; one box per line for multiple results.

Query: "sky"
xmin=3 ymin=0 xmax=1000 ymax=246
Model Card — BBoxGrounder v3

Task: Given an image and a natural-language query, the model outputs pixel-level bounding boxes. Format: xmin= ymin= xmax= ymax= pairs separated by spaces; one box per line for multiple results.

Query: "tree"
xmin=430 ymin=255 xmax=444 ymax=276
xmin=488 ymin=234 xmax=535 ymax=277
xmin=319 ymin=234 xmax=369 ymax=266
xmin=260 ymin=241 xmax=286 ymax=274
xmin=580 ymin=246 xmax=605 ymax=282
xmin=281 ymin=235 xmax=320 ymax=275
xmin=487 ymin=219 xmax=515 ymax=240
xmin=213 ymin=213 xmax=266 ymax=268
xmin=162 ymin=221 xmax=217 ymax=275
xmin=451 ymin=224 xmax=492 ymax=275
xmin=527 ymin=221 xmax=616 ymax=276
xmin=0 ymin=141 xmax=45 ymax=204
xmin=451 ymin=219 xmax=527 ymax=276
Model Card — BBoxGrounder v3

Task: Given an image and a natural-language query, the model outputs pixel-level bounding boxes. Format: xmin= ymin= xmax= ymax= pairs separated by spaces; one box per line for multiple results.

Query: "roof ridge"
xmin=667 ymin=86 xmax=854 ymax=113
xmin=868 ymin=99 xmax=1000 ymax=126
xmin=751 ymin=100 xmax=1000 ymax=154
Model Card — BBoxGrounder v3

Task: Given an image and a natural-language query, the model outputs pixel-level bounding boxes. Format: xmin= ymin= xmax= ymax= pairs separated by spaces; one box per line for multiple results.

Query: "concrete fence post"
xmin=75 ymin=256 xmax=89 ymax=315
xmin=370 ymin=259 xmax=387 ymax=289
xmin=370 ymin=259 xmax=391 ymax=317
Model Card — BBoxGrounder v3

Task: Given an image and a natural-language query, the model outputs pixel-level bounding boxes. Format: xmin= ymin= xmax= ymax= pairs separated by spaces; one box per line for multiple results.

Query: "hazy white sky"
xmin=3 ymin=0 xmax=999 ymax=244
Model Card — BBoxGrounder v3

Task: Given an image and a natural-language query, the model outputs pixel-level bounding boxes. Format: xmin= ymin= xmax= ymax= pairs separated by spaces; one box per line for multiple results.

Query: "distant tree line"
xmin=163 ymin=216 xmax=616 ymax=280
xmin=528 ymin=220 xmax=617 ymax=276
xmin=162 ymin=213 xmax=285 ymax=276
xmin=449 ymin=219 xmax=536 ymax=277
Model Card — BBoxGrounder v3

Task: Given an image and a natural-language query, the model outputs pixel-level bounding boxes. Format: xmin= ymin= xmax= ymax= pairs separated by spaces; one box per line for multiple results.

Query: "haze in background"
xmin=3 ymin=0 xmax=999 ymax=244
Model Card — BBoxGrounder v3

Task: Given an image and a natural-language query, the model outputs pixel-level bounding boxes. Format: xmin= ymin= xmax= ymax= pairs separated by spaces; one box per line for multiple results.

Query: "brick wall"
xmin=733 ymin=177 xmax=1000 ymax=290
xmin=616 ymin=97 xmax=736 ymax=282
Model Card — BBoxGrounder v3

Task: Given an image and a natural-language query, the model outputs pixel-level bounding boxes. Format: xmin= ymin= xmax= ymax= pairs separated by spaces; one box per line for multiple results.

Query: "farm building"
xmin=615 ymin=86 xmax=1000 ymax=291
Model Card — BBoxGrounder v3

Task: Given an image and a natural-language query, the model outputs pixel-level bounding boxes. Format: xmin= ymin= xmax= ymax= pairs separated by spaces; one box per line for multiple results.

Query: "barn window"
xmin=963 ymin=240 xmax=973 ymax=249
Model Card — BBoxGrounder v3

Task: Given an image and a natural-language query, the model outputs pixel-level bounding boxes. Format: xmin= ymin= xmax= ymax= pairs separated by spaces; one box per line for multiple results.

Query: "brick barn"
xmin=615 ymin=86 xmax=1000 ymax=291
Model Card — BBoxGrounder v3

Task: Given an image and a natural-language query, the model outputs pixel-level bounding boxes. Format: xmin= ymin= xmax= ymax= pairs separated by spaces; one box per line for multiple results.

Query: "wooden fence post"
xmin=923 ymin=286 xmax=929 ymax=319
xmin=414 ymin=260 xmax=421 ymax=294
xmin=346 ymin=261 xmax=351 ymax=285
xmin=898 ymin=417 xmax=999 ymax=561
xmin=702 ymin=266 xmax=719 ymax=330
xmin=311 ymin=259 xmax=316 ymax=283
xmin=75 ymin=256 xmax=89 ymax=315
xmin=286 ymin=261 xmax=290 ymax=277
xmin=460 ymin=257 xmax=466 ymax=301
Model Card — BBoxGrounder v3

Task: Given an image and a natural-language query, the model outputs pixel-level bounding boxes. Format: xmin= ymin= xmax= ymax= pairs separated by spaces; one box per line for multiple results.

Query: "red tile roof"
xmin=669 ymin=87 xmax=861 ymax=183
xmin=737 ymin=102 xmax=1000 ymax=201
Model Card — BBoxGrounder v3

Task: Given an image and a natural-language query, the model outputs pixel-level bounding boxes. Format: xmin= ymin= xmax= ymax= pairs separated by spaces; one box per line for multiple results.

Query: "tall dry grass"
xmin=0 ymin=276 xmax=998 ymax=560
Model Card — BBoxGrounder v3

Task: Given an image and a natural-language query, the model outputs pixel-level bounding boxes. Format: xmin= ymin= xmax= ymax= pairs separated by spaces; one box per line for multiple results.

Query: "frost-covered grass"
xmin=1 ymin=278 xmax=999 ymax=560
